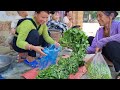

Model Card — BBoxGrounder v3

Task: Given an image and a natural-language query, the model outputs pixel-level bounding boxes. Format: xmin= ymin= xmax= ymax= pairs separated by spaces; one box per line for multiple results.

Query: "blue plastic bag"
xmin=0 ymin=75 xmax=4 ymax=79
xmin=38 ymin=44 xmax=62 ymax=70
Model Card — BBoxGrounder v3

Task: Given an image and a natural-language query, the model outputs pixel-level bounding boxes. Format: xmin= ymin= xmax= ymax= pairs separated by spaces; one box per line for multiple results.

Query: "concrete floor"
xmin=0 ymin=47 xmax=73 ymax=79
xmin=0 ymin=45 xmax=117 ymax=79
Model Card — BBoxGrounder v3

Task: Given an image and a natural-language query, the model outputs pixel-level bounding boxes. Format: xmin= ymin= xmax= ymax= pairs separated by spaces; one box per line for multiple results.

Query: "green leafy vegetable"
xmin=87 ymin=63 xmax=112 ymax=79
xmin=36 ymin=28 xmax=89 ymax=79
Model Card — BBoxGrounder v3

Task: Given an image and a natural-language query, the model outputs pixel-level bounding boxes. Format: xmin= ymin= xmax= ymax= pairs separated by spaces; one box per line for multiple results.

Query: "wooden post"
xmin=72 ymin=11 xmax=83 ymax=28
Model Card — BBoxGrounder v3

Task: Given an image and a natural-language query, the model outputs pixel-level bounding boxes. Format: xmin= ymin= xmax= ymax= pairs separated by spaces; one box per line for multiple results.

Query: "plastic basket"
xmin=49 ymin=29 xmax=62 ymax=42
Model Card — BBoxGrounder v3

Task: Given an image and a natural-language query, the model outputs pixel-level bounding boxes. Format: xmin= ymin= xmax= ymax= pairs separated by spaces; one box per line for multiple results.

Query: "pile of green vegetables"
xmin=36 ymin=28 xmax=89 ymax=79
xmin=87 ymin=63 xmax=112 ymax=79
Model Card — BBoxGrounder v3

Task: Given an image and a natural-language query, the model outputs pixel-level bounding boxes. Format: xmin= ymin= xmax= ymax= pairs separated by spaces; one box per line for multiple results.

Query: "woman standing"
xmin=63 ymin=11 xmax=73 ymax=29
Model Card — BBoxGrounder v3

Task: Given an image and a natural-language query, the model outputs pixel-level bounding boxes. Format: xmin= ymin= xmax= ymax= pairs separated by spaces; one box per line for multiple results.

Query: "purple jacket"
xmin=87 ymin=20 xmax=120 ymax=54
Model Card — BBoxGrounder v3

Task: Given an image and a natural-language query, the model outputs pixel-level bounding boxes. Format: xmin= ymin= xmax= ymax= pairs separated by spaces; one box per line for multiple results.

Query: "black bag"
xmin=15 ymin=18 xmax=40 ymax=35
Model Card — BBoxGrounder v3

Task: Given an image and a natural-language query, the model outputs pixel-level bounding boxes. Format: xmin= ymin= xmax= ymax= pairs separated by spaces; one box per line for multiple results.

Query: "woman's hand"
xmin=95 ymin=47 xmax=102 ymax=54
xmin=31 ymin=46 xmax=47 ymax=57
xmin=10 ymin=28 xmax=16 ymax=35
xmin=54 ymin=41 xmax=60 ymax=48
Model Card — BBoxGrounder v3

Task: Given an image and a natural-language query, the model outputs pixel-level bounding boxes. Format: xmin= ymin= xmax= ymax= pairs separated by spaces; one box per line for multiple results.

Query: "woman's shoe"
xmin=24 ymin=59 xmax=39 ymax=68
xmin=116 ymin=73 xmax=120 ymax=79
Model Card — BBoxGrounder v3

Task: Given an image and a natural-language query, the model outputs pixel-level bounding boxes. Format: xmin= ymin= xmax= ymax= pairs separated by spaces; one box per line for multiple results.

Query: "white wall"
xmin=0 ymin=11 xmax=34 ymax=21
xmin=83 ymin=23 xmax=100 ymax=36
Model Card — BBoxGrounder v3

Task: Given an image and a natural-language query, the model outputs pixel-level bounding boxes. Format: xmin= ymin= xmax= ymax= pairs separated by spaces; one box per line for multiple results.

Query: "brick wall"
xmin=0 ymin=21 xmax=11 ymax=44
xmin=0 ymin=21 xmax=11 ymax=31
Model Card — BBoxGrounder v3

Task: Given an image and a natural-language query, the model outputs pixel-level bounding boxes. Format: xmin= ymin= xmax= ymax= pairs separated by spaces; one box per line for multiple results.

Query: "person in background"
xmin=48 ymin=12 xmax=52 ymax=21
xmin=86 ymin=11 xmax=120 ymax=79
xmin=11 ymin=11 xmax=30 ymax=35
xmin=6 ymin=11 xmax=30 ymax=62
xmin=47 ymin=11 xmax=68 ymax=33
xmin=12 ymin=11 xmax=60 ymax=67
xmin=63 ymin=11 xmax=73 ymax=29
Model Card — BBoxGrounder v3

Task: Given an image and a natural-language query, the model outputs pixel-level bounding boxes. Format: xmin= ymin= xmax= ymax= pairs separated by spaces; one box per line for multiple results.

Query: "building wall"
xmin=0 ymin=11 xmax=35 ymax=31
xmin=0 ymin=11 xmax=84 ymax=31
xmin=0 ymin=11 xmax=84 ymax=43
xmin=0 ymin=11 xmax=34 ymax=21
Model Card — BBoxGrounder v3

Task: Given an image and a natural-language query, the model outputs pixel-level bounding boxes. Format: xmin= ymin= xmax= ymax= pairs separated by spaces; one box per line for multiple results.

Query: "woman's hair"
xmin=102 ymin=11 xmax=118 ymax=19
xmin=49 ymin=11 xmax=59 ymax=15
xmin=65 ymin=11 xmax=70 ymax=16
xmin=49 ymin=11 xmax=55 ymax=14
xmin=102 ymin=11 xmax=118 ymax=37
xmin=35 ymin=11 xmax=50 ymax=14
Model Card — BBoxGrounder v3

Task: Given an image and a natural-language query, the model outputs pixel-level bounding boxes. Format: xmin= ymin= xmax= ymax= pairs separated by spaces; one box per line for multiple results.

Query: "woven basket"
xmin=49 ymin=29 xmax=62 ymax=42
